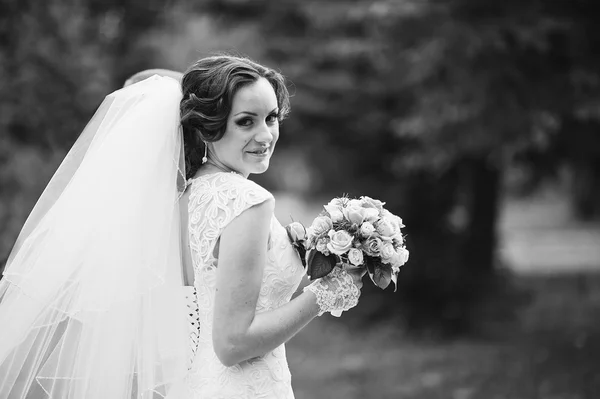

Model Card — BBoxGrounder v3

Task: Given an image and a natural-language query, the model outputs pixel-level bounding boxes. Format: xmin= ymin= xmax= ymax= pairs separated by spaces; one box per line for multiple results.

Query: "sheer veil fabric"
xmin=0 ymin=76 xmax=190 ymax=398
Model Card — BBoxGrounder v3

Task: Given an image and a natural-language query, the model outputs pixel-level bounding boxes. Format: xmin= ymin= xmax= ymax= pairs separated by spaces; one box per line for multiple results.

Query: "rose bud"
xmin=286 ymin=221 xmax=306 ymax=242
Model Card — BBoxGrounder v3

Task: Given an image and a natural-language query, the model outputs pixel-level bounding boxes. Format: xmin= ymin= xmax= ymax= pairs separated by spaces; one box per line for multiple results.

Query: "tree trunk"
xmin=571 ymin=158 xmax=600 ymax=220
xmin=463 ymin=157 xmax=501 ymax=276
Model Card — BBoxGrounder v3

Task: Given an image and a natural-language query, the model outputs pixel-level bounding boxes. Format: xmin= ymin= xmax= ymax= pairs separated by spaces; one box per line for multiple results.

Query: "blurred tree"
xmin=0 ymin=0 xmax=177 ymax=268
xmin=0 ymin=0 xmax=109 ymax=265
xmin=505 ymin=0 xmax=600 ymax=219
xmin=195 ymin=0 xmax=599 ymax=331
xmin=379 ymin=0 xmax=574 ymax=330
xmin=555 ymin=1 xmax=600 ymax=220
xmin=86 ymin=0 xmax=179 ymax=86
xmin=2 ymin=0 xmax=597 ymax=331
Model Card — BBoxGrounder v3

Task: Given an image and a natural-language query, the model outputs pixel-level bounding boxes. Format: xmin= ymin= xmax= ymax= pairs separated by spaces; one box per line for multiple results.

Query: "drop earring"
xmin=202 ymin=142 xmax=208 ymax=164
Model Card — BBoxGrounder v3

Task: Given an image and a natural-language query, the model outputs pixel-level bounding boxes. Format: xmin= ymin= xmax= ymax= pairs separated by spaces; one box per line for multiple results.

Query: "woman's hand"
xmin=342 ymin=264 xmax=366 ymax=290
xmin=304 ymin=265 xmax=363 ymax=317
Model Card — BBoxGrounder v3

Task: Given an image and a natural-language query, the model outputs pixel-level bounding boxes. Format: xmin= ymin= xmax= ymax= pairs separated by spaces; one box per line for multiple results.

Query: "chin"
xmin=248 ymin=160 xmax=270 ymax=175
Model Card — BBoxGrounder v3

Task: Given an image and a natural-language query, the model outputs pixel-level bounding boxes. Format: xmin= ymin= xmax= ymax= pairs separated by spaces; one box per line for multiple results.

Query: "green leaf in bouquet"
xmin=371 ymin=264 xmax=393 ymax=290
xmin=364 ymin=254 xmax=399 ymax=291
xmin=285 ymin=223 xmax=308 ymax=268
xmin=364 ymin=254 xmax=379 ymax=275
xmin=390 ymin=270 xmax=398 ymax=292
xmin=296 ymin=245 xmax=307 ymax=268
xmin=306 ymin=249 xmax=337 ymax=280
xmin=285 ymin=224 xmax=295 ymax=243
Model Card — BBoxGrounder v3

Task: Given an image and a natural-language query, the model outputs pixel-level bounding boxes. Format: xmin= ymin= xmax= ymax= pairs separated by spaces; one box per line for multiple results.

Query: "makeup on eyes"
xmin=234 ymin=109 xmax=280 ymax=127
xmin=233 ymin=108 xmax=279 ymax=117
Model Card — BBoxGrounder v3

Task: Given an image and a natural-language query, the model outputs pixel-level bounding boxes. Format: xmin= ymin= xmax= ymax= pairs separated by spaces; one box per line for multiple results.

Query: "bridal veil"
xmin=0 ymin=75 xmax=190 ymax=398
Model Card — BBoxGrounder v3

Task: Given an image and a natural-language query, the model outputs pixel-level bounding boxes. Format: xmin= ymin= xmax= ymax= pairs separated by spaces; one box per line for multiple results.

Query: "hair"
xmin=180 ymin=55 xmax=291 ymax=180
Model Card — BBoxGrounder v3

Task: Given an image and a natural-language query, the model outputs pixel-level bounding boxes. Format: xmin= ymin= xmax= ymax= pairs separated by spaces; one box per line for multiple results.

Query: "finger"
xmin=348 ymin=269 xmax=364 ymax=280
xmin=351 ymin=275 xmax=363 ymax=287
xmin=352 ymin=276 xmax=363 ymax=286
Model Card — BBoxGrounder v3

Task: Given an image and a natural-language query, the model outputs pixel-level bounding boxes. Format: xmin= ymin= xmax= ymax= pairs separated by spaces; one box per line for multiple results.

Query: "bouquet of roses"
xmin=286 ymin=196 xmax=409 ymax=291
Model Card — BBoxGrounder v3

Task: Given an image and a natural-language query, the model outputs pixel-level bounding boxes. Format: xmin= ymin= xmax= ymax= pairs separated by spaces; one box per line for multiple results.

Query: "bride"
xmin=0 ymin=55 xmax=363 ymax=398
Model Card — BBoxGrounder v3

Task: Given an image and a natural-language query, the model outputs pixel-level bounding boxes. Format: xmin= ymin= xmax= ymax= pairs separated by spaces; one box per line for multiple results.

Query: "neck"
xmin=202 ymin=160 xmax=246 ymax=178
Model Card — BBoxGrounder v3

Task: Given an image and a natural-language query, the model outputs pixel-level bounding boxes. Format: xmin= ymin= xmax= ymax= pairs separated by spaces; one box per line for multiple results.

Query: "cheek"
xmin=222 ymin=127 xmax=251 ymax=153
xmin=272 ymin=128 xmax=280 ymax=145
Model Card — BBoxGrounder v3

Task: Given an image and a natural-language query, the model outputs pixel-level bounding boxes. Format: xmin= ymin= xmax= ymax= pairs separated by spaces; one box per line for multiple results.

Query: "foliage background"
xmin=1 ymin=1 xmax=599 ymax=397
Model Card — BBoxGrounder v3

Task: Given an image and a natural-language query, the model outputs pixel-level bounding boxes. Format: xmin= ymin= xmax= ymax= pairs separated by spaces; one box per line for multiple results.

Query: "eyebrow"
xmin=234 ymin=108 xmax=279 ymax=117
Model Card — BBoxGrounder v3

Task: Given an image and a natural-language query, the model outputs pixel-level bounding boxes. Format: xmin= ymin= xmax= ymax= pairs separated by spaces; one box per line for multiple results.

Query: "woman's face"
xmin=208 ymin=77 xmax=280 ymax=177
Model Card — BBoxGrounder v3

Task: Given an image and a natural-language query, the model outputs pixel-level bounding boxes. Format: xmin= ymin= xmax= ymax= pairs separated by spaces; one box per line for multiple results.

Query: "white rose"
xmin=325 ymin=198 xmax=346 ymax=213
xmin=392 ymin=233 xmax=404 ymax=246
xmin=375 ymin=218 xmax=395 ymax=238
xmin=343 ymin=206 xmax=367 ymax=225
xmin=363 ymin=236 xmax=383 ymax=257
xmin=386 ymin=215 xmax=403 ymax=235
xmin=310 ymin=216 xmax=333 ymax=236
xmin=348 ymin=199 xmax=363 ymax=208
xmin=286 ymin=221 xmax=306 ymax=242
xmin=324 ymin=204 xmax=337 ymax=215
xmin=347 ymin=248 xmax=364 ymax=266
xmin=326 ymin=208 xmax=344 ymax=223
xmin=327 ymin=198 xmax=345 ymax=208
xmin=391 ymin=247 xmax=409 ymax=267
xmin=359 ymin=222 xmax=376 ymax=237
xmin=316 ymin=237 xmax=330 ymax=255
xmin=327 ymin=230 xmax=353 ymax=255
xmin=380 ymin=209 xmax=393 ymax=219
xmin=395 ymin=215 xmax=405 ymax=229
xmin=363 ymin=208 xmax=380 ymax=223
xmin=399 ymin=247 xmax=409 ymax=264
xmin=360 ymin=196 xmax=386 ymax=211
xmin=379 ymin=211 xmax=404 ymax=229
xmin=380 ymin=241 xmax=395 ymax=262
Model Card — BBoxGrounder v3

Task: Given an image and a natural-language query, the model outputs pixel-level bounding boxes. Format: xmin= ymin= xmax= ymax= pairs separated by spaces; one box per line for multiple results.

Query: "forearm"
xmin=216 ymin=289 xmax=319 ymax=366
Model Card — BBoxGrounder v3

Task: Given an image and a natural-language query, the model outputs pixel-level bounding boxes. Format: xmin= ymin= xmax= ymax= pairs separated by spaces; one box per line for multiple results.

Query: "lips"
xmin=247 ymin=147 xmax=270 ymax=155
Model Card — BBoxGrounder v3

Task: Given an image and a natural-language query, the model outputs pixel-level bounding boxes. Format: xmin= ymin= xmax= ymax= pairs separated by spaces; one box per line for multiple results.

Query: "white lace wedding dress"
xmin=180 ymin=171 xmax=305 ymax=399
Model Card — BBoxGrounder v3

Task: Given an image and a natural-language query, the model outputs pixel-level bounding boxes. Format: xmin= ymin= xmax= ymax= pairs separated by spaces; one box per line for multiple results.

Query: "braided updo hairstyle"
xmin=180 ymin=55 xmax=291 ymax=180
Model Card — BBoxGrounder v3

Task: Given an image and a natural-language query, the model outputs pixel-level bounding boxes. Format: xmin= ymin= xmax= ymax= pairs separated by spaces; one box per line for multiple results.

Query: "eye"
xmin=266 ymin=112 xmax=279 ymax=124
xmin=235 ymin=117 xmax=253 ymax=127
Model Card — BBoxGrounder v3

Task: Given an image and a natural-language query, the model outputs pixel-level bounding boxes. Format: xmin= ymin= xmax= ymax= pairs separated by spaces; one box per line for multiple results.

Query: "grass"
xmin=287 ymin=273 xmax=600 ymax=399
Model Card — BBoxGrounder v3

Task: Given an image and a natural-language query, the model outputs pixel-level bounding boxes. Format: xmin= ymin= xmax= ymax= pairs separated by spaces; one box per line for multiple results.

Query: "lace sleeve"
xmin=227 ymin=177 xmax=274 ymax=224
xmin=188 ymin=173 xmax=274 ymax=267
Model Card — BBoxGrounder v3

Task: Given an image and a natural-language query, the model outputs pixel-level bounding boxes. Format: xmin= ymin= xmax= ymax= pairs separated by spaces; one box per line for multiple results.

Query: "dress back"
xmin=183 ymin=172 xmax=305 ymax=399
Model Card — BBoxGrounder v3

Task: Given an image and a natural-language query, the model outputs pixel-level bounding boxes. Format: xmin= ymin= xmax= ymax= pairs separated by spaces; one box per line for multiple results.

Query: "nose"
xmin=254 ymin=121 xmax=274 ymax=145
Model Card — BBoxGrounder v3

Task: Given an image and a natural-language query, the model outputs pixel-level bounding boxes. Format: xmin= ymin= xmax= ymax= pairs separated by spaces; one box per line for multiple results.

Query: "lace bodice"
xmin=181 ymin=172 xmax=305 ymax=399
